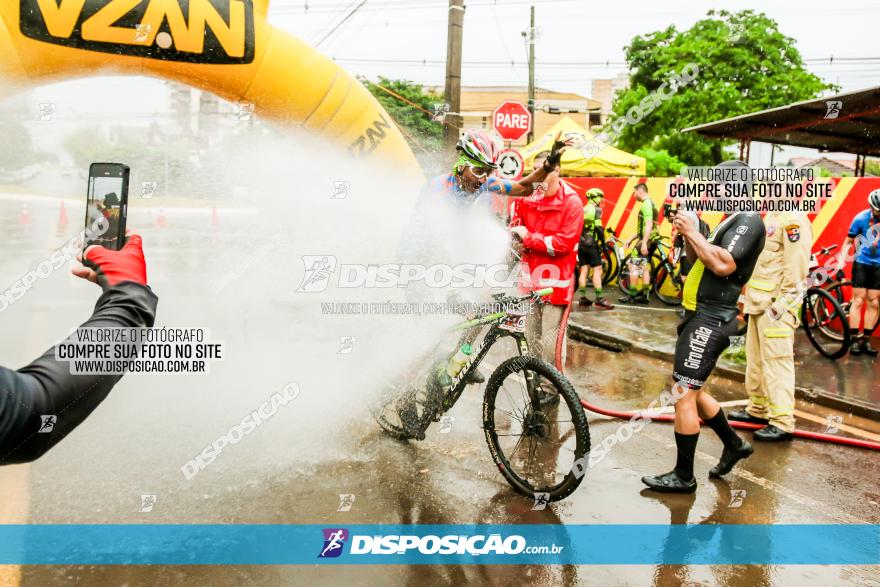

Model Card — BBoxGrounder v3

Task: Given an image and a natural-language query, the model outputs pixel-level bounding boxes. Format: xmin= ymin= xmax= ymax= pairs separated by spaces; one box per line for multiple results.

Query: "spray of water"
xmin=195 ymin=128 xmax=514 ymax=440
xmin=2 ymin=81 xmax=517 ymax=477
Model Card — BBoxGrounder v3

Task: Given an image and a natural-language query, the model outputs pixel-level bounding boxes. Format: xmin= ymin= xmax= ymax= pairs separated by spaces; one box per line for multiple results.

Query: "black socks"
xmin=703 ymin=409 xmax=743 ymax=450
xmin=673 ymin=432 xmax=699 ymax=481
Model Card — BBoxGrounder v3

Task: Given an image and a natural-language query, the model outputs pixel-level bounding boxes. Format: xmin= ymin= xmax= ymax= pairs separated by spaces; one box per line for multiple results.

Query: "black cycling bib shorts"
xmin=578 ymin=241 xmax=603 ymax=268
xmin=852 ymin=261 xmax=880 ymax=290
xmin=673 ymin=311 xmax=739 ymax=389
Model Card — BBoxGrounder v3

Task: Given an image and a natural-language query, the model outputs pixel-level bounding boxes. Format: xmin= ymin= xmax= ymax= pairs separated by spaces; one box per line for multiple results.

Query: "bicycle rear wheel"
xmin=653 ymin=263 xmax=683 ymax=306
xmin=802 ymin=287 xmax=850 ymax=360
xmin=372 ymin=360 xmax=444 ymax=440
xmin=483 ymin=356 xmax=590 ymax=502
xmin=602 ymin=247 xmax=617 ymax=286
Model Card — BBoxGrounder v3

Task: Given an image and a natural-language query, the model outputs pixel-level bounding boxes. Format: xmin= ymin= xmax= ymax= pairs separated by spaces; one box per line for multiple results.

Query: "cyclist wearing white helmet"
xmin=836 ymin=188 xmax=880 ymax=356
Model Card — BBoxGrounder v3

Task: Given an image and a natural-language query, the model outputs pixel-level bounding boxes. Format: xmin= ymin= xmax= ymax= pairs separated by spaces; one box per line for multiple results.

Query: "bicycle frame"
xmin=605 ymin=233 xmax=628 ymax=268
xmin=436 ymin=298 xmax=544 ymax=416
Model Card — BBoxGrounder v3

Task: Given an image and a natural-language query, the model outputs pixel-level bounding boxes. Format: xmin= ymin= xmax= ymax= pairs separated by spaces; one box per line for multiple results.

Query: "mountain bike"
xmin=600 ymin=230 xmax=621 ymax=286
xmin=371 ymin=288 xmax=591 ymax=502
xmin=810 ymin=245 xmax=853 ymax=314
xmin=802 ymin=287 xmax=851 ymax=359
xmin=801 ymin=244 xmax=852 ymax=359
xmin=652 ymin=238 xmax=686 ymax=306
xmin=603 ymin=228 xmax=660 ymax=295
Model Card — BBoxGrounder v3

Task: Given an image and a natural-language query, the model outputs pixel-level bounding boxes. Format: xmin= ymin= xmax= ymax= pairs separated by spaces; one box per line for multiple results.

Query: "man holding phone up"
xmin=0 ymin=235 xmax=157 ymax=464
xmin=642 ymin=161 xmax=766 ymax=493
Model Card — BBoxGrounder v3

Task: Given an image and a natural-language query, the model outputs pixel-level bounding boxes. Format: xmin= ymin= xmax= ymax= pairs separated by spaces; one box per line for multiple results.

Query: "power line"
xmin=314 ymin=0 xmax=369 ymax=48
xmin=273 ymin=0 xmax=585 ymax=14
xmin=272 ymin=0 xmax=880 ymax=15
xmin=326 ymin=55 xmax=880 ymax=69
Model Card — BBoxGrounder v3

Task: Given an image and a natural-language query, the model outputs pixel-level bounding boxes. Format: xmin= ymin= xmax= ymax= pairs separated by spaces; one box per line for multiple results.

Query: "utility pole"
xmin=444 ymin=0 xmax=465 ymax=154
xmin=526 ymin=4 xmax=536 ymax=143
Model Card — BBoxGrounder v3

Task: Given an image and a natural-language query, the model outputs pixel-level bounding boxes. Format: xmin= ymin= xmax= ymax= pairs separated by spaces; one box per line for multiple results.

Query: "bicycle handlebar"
xmin=489 ymin=288 xmax=553 ymax=307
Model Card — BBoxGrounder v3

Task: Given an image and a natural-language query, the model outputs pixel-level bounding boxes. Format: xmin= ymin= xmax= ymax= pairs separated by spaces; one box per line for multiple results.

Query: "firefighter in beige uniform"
xmin=728 ymin=211 xmax=812 ymax=441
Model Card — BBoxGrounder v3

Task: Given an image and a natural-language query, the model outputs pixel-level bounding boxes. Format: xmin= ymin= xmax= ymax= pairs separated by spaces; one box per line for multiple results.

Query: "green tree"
xmin=0 ymin=119 xmax=36 ymax=173
xmin=635 ymin=148 xmax=686 ymax=176
xmin=62 ymin=127 xmax=193 ymax=197
xmin=0 ymin=100 xmax=42 ymax=173
xmin=62 ymin=127 xmax=114 ymax=169
xmin=361 ymin=77 xmax=443 ymax=153
xmin=610 ymin=10 xmax=833 ymax=166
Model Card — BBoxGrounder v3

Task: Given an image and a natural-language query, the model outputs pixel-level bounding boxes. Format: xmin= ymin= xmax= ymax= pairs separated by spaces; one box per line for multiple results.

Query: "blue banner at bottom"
xmin=0 ymin=524 xmax=876 ymax=565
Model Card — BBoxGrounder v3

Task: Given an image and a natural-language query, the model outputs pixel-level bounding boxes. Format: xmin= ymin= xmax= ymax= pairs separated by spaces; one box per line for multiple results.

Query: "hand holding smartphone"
xmin=84 ymin=162 xmax=129 ymax=252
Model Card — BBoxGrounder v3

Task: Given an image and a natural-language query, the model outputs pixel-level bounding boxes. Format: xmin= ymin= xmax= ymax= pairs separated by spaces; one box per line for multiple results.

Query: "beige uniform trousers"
xmin=744 ymin=310 xmax=798 ymax=432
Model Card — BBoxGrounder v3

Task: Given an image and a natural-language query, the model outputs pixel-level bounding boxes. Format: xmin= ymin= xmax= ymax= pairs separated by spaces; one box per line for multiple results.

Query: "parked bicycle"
xmin=602 ymin=228 xmax=664 ymax=296
xmin=801 ymin=244 xmax=852 ymax=359
xmin=371 ymin=288 xmax=591 ymax=502
xmin=650 ymin=238 xmax=685 ymax=306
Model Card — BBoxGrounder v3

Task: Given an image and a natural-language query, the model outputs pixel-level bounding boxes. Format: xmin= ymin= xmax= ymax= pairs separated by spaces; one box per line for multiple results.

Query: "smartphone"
xmin=84 ymin=163 xmax=129 ymax=251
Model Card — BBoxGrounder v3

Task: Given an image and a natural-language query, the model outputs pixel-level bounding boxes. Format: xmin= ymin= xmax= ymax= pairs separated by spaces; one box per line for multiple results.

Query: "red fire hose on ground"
xmin=555 ymin=300 xmax=880 ymax=452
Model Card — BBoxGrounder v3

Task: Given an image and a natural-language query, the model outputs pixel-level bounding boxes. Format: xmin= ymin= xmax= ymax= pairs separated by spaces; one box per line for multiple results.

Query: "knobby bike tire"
xmin=802 ymin=287 xmax=851 ymax=360
xmin=652 ymin=263 xmax=683 ymax=306
xmin=482 ymin=355 xmax=590 ymax=502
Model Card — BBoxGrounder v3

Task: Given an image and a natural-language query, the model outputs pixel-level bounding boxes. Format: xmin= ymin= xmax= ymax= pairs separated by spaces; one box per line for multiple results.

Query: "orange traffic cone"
xmin=211 ymin=206 xmax=218 ymax=227
xmin=19 ymin=204 xmax=31 ymax=225
xmin=156 ymin=208 xmax=167 ymax=229
xmin=58 ymin=201 xmax=68 ymax=227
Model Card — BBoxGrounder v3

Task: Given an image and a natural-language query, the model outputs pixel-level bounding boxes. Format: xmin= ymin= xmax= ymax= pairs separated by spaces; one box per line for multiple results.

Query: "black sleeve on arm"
xmin=721 ymin=214 xmax=766 ymax=264
xmin=0 ymin=282 xmax=158 ymax=465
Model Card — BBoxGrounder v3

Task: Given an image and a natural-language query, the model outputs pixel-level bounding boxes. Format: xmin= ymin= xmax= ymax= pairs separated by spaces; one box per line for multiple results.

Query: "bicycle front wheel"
xmin=483 ymin=356 xmax=590 ymax=502
xmin=824 ymin=280 xmax=852 ymax=313
xmin=802 ymin=287 xmax=851 ymax=360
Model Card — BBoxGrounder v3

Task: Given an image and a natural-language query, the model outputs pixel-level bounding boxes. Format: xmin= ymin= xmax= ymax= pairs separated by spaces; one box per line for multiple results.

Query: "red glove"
xmin=82 ymin=234 xmax=148 ymax=289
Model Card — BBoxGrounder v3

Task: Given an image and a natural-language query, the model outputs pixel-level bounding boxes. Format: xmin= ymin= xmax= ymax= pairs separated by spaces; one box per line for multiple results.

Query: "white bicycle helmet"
xmin=456 ymin=130 xmax=501 ymax=169
xmin=869 ymin=188 xmax=880 ymax=211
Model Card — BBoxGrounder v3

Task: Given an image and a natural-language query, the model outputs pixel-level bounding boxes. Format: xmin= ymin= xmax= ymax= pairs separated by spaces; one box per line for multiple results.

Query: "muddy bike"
xmin=371 ymin=288 xmax=591 ymax=502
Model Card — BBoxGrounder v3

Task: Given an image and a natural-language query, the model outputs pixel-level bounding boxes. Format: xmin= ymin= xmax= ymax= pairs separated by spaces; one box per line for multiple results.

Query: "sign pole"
xmin=527 ymin=4 xmax=536 ymax=143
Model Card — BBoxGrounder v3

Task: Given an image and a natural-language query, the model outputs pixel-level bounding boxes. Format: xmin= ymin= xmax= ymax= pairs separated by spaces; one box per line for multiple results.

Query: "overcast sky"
xmin=20 ymin=0 xmax=880 ymax=164
xmin=271 ymin=0 xmax=880 ymax=94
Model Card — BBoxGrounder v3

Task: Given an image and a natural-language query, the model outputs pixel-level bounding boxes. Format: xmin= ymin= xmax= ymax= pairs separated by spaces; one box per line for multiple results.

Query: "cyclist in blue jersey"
xmin=835 ymin=188 xmax=880 ymax=356
xmin=424 ymin=129 xmax=569 ymax=205
xmin=403 ymin=130 xmax=569 ymax=390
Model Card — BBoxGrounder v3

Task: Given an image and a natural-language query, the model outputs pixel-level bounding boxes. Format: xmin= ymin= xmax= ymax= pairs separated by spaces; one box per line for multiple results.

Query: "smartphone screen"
xmin=85 ymin=163 xmax=129 ymax=251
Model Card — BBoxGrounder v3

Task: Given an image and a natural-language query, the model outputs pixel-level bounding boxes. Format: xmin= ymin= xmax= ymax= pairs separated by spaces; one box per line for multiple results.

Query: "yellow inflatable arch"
xmin=0 ymin=0 xmax=422 ymax=176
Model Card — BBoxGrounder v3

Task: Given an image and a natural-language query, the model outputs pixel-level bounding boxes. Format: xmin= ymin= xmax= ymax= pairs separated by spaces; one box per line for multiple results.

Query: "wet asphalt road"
xmin=0 ymin=195 xmax=878 ymax=587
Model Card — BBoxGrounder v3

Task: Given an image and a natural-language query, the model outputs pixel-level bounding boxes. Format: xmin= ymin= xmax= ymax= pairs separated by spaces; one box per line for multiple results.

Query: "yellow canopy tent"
xmin=519 ymin=117 xmax=646 ymax=177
